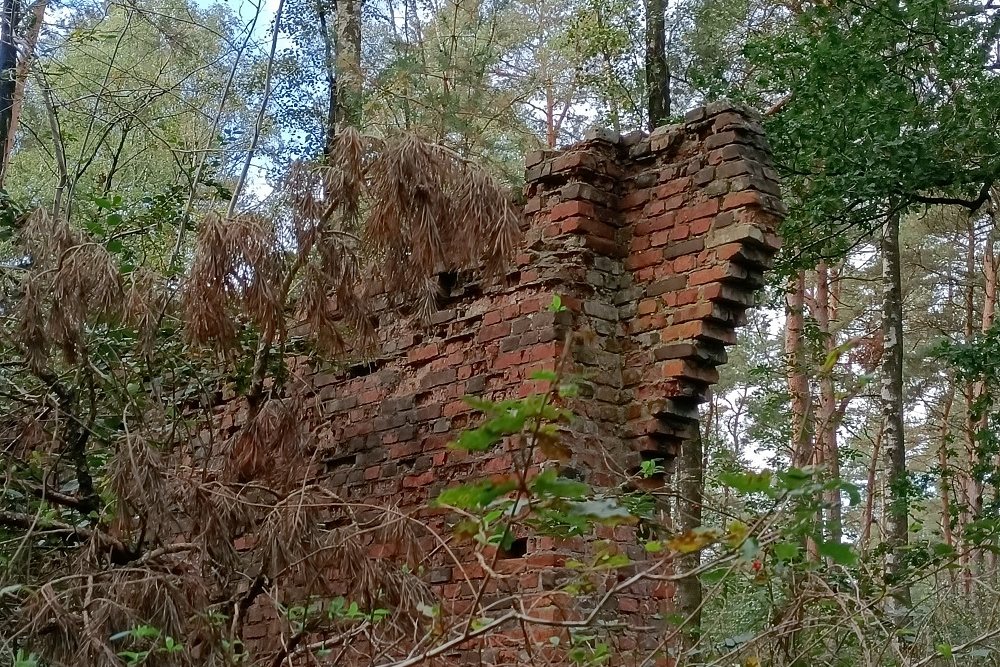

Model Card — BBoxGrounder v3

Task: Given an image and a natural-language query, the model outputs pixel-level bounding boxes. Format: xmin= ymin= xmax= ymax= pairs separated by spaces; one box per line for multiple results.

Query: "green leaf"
xmin=129 ymin=625 xmax=161 ymax=640
xmin=719 ymin=470 xmax=773 ymax=494
xmin=817 ymin=540 xmax=857 ymax=566
xmin=434 ymin=478 xmax=516 ymax=509
xmin=531 ymin=469 xmax=589 ymax=499
xmin=530 ymin=369 xmax=559 ymax=382
xmin=935 ymin=643 xmax=952 ymax=657
xmin=839 ymin=480 xmax=862 ymax=506
xmin=700 ymin=568 xmax=729 ymax=585
xmin=558 ymin=383 xmax=579 ymax=398
xmin=462 ymin=395 xmax=498 ymax=413
xmin=773 ymin=542 xmax=800 ymax=561
xmin=452 ymin=428 xmax=502 ymax=452
xmin=566 ymin=499 xmax=635 ymax=524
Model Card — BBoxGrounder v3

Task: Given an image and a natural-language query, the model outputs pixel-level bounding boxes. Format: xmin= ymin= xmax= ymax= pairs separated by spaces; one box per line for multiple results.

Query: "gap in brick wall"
xmin=629 ymin=450 xmax=669 ymax=489
xmin=347 ymin=360 xmax=381 ymax=378
xmin=501 ymin=537 xmax=529 ymax=559
xmin=437 ymin=270 xmax=459 ymax=296
xmin=324 ymin=452 xmax=358 ymax=471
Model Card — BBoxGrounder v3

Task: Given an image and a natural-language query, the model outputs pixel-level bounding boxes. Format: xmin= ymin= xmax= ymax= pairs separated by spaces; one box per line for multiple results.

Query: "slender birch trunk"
xmin=881 ymin=208 xmax=911 ymax=611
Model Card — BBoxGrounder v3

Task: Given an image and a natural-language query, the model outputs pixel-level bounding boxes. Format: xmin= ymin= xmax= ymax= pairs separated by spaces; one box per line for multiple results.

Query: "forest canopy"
xmin=0 ymin=0 xmax=999 ymax=664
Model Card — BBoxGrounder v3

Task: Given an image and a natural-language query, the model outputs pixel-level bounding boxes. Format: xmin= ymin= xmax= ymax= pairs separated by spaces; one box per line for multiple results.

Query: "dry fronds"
xmin=225 ymin=397 xmax=309 ymax=484
xmin=19 ymin=568 xmax=212 ymax=667
xmin=14 ymin=210 xmax=124 ymax=369
xmin=15 ymin=275 xmax=48 ymax=372
xmin=125 ymin=268 xmax=169 ymax=358
xmin=365 ymin=133 xmax=520 ymax=310
xmin=184 ymin=129 xmax=516 ymax=357
xmin=107 ymin=433 xmax=171 ymax=538
xmin=255 ymin=486 xmax=435 ymax=633
xmin=297 ymin=231 xmax=374 ymax=354
xmin=181 ymin=213 xmax=283 ymax=348
xmin=286 ymin=127 xmax=368 ymax=232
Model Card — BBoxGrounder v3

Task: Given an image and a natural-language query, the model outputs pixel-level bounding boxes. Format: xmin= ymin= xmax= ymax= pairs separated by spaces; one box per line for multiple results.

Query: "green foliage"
xmin=110 ymin=624 xmax=184 ymax=666
xmin=12 ymin=650 xmax=39 ymax=667
xmin=745 ymin=0 xmax=1000 ymax=266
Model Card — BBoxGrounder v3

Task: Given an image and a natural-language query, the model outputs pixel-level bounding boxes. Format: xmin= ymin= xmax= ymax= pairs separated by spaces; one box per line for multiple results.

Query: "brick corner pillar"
xmin=517 ymin=102 xmax=784 ymax=478
xmin=620 ymin=100 xmax=785 ymax=464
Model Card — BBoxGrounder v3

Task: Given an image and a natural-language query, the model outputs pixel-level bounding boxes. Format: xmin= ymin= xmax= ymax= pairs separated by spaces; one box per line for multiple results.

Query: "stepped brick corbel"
xmin=226 ymin=100 xmax=784 ymax=663
xmin=522 ymin=99 xmax=783 ymax=475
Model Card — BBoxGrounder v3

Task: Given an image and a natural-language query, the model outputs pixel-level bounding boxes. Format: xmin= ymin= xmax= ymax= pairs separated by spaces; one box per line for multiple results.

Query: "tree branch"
xmin=912 ymin=178 xmax=995 ymax=212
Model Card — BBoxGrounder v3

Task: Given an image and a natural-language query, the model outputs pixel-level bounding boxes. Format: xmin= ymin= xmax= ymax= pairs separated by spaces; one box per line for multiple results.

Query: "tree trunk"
xmin=644 ymin=0 xmax=669 ymax=130
xmin=938 ymin=385 xmax=955 ymax=554
xmin=960 ymin=213 xmax=984 ymax=593
xmin=786 ymin=271 xmax=812 ymax=467
xmin=881 ymin=208 xmax=911 ymax=611
xmin=815 ymin=261 xmax=842 ymax=543
xmin=335 ymin=0 xmax=362 ymax=127
xmin=316 ymin=0 xmax=339 ymax=158
xmin=1 ymin=0 xmax=45 ymax=185
xmin=675 ymin=424 xmax=703 ymax=655
xmin=0 ymin=0 xmax=20 ymax=177
xmin=860 ymin=421 xmax=883 ymax=550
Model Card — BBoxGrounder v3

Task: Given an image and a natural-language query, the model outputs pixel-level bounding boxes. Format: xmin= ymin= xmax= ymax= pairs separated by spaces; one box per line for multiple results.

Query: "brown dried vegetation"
xmin=1 ymin=130 xmax=518 ymax=666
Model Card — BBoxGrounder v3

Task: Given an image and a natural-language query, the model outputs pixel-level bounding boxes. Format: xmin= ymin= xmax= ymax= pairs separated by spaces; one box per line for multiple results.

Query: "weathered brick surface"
xmin=228 ymin=101 xmax=782 ymax=664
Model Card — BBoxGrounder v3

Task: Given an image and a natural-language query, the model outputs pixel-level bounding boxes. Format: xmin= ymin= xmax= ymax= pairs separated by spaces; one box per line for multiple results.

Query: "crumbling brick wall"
xmin=232 ymin=100 xmax=783 ymax=664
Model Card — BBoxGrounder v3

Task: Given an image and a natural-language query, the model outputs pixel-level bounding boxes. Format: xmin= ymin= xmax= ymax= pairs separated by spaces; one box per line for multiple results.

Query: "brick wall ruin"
xmin=231 ymin=101 xmax=784 ymax=664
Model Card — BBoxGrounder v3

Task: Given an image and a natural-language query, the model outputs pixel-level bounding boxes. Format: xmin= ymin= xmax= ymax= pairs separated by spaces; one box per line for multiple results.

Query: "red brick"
xmin=679 ymin=199 xmax=719 ymax=222
xmin=689 ymin=216 xmax=713 ymax=235
xmin=661 ymin=194 xmax=685 ymax=211
xmin=403 ymin=471 xmax=435 ymax=487
xmin=525 ymin=341 xmax=561 ymax=362
xmin=621 ymin=188 xmax=650 ymax=208
xmin=552 ymin=151 xmax=596 ymax=172
xmin=618 ymin=597 xmax=640 ymax=613
xmin=631 ymin=235 xmax=651 ymax=252
xmin=407 ymin=343 xmax=440 ymax=363
xmin=672 ymin=301 xmax=715 ymax=323
xmin=550 ymin=199 xmax=596 ymax=221
xmin=650 ymin=229 xmax=671 ymax=247
xmin=637 ymin=298 xmax=658 ymax=315
xmin=657 ymin=177 xmax=691 ymax=198
xmin=689 ymin=265 xmax=729 ymax=286
xmin=723 ymin=190 xmax=763 ymax=210
xmin=634 ymin=212 xmax=675 ymax=236
xmin=624 ymin=249 xmax=663 ymax=270
xmin=483 ymin=309 xmax=503 ymax=325
xmin=672 ymin=254 xmax=697 ymax=273
xmin=389 ymin=442 xmax=421 ymax=458
xmin=495 ymin=350 xmax=522 ymax=369
xmin=562 ymin=216 xmax=615 ymax=239
xmin=478 ymin=322 xmax=511 ymax=342
xmin=669 ymin=223 xmax=690 ymax=241
xmin=672 ymin=287 xmax=701 ymax=306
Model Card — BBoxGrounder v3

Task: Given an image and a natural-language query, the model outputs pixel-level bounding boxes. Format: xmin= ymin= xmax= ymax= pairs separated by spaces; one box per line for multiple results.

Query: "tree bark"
xmin=1 ymin=0 xmax=45 ymax=185
xmin=960 ymin=212 xmax=984 ymax=593
xmin=860 ymin=422 xmax=883 ymax=549
xmin=335 ymin=0 xmax=362 ymax=127
xmin=786 ymin=271 xmax=812 ymax=467
xmin=881 ymin=208 xmax=911 ymax=611
xmin=675 ymin=424 xmax=703 ymax=655
xmin=815 ymin=261 xmax=842 ymax=543
xmin=0 ymin=0 xmax=19 ymax=177
xmin=316 ymin=0 xmax=339 ymax=157
xmin=938 ymin=385 xmax=955 ymax=553
xmin=644 ymin=0 xmax=669 ymax=130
